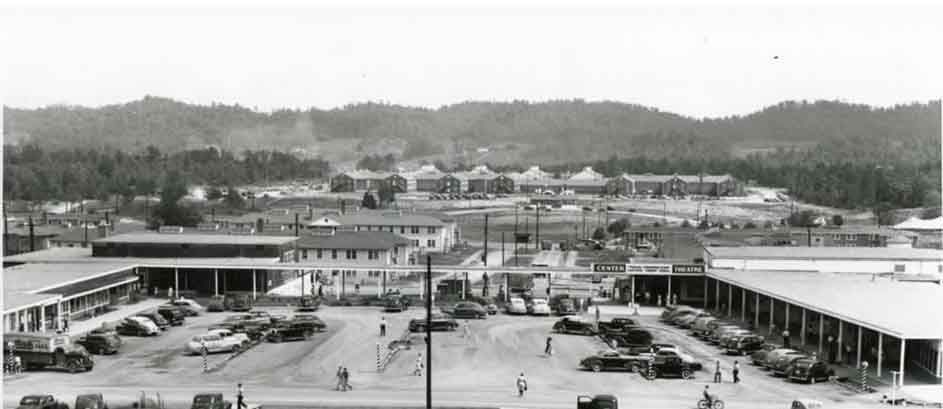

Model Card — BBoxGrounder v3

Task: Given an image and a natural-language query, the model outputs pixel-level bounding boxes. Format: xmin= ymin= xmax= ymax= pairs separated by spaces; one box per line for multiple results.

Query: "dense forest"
xmin=2 ymin=145 xmax=331 ymax=204
xmin=3 ymin=97 xmax=940 ymax=210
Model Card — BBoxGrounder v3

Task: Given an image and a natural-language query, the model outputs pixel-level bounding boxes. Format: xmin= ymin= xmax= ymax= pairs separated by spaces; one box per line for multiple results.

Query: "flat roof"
xmin=3 ymin=262 xmax=139 ymax=294
xmin=708 ymin=269 xmax=943 ymax=339
xmin=93 ymin=232 xmax=299 ymax=246
xmin=296 ymin=231 xmax=410 ymax=250
xmin=333 ymin=212 xmax=445 ymax=227
xmin=4 ymin=293 xmax=61 ymax=313
xmin=705 ymin=246 xmax=943 ymax=262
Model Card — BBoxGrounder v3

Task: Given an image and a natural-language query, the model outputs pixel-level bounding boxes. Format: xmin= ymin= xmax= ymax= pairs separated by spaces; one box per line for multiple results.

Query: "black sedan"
xmin=409 ymin=314 xmax=459 ymax=332
xmin=786 ymin=359 xmax=835 ymax=384
xmin=552 ymin=317 xmax=597 ymax=335
xmin=579 ymin=350 xmax=648 ymax=372
xmin=451 ymin=302 xmax=488 ymax=319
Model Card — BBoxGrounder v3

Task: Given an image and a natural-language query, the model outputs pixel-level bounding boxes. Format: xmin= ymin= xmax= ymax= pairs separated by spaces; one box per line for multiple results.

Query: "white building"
xmin=308 ymin=211 xmax=458 ymax=254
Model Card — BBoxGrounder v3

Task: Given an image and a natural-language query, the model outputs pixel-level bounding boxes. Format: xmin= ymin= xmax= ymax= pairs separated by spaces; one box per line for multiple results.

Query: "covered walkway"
xmin=704 ymin=269 xmax=943 ymax=386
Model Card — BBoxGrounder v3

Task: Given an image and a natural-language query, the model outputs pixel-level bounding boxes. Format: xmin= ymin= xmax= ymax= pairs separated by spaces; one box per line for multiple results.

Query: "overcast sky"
xmin=1 ymin=3 xmax=941 ymax=118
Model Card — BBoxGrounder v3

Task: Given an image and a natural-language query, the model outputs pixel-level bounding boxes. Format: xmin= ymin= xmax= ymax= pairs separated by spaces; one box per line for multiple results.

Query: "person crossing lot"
xmin=379 ymin=316 xmax=387 ymax=337
xmin=516 ymin=372 xmax=528 ymax=397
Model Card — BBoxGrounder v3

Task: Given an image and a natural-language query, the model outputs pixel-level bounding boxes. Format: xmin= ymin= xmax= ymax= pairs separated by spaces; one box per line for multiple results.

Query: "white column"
xmin=937 ymin=340 xmax=942 ymax=381
xmin=878 ymin=332 xmax=883 ymax=377
xmin=899 ymin=338 xmax=906 ymax=387
xmin=818 ymin=315 xmax=825 ymax=357
xmin=252 ymin=269 xmax=257 ymax=300
xmin=419 ymin=273 xmax=424 ymax=300
xmin=857 ymin=326 xmax=863 ymax=367
xmin=666 ymin=276 xmax=672 ymax=305
xmin=801 ymin=308 xmax=807 ymax=347
xmin=769 ymin=298 xmax=774 ymax=330
xmin=785 ymin=305 xmax=791 ymax=335
xmin=174 ymin=268 xmax=180 ymax=297
xmin=40 ymin=306 xmax=46 ymax=333
xmin=631 ymin=275 xmax=636 ymax=306
xmin=56 ymin=302 xmax=63 ymax=331
xmin=461 ymin=277 xmax=466 ymax=300
xmin=740 ymin=289 xmax=746 ymax=322
xmin=838 ymin=320 xmax=844 ymax=362
xmin=214 ymin=269 xmax=219 ymax=296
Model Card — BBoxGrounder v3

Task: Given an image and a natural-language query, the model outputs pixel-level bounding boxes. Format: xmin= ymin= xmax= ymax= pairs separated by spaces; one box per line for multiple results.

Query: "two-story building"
xmin=310 ymin=210 xmax=456 ymax=253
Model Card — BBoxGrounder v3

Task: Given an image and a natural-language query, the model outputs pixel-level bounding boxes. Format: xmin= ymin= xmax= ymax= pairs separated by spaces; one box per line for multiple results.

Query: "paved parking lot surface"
xmin=3 ymin=306 xmax=881 ymax=409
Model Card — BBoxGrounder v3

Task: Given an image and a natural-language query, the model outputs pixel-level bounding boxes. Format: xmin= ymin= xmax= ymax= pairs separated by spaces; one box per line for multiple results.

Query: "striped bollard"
xmin=858 ymin=361 xmax=869 ymax=392
xmin=647 ymin=357 xmax=655 ymax=380
xmin=376 ymin=343 xmax=382 ymax=372
xmin=201 ymin=341 xmax=208 ymax=373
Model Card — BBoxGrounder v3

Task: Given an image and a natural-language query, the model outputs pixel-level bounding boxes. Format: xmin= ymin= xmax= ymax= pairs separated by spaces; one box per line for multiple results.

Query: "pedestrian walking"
xmin=462 ymin=321 xmax=470 ymax=339
xmin=516 ymin=372 xmax=528 ymax=397
xmin=342 ymin=367 xmax=351 ymax=391
xmin=544 ymin=336 xmax=553 ymax=357
xmin=379 ymin=316 xmax=387 ymax=337
xmin=336 ymin=366 xmax=344 ymax=390
xmin=644 ymin=291 xmax=651 ymax=305
xmin=733 ymin=361 xmax=741 ymax=384
xmin=236 ymin=383 xmax=247 ymax=409
xmin=14 ymin=355 xmax=22 ymax=374
xmin=713 ymin=360 xmax=722 ymax=383
xmin=782 ymin=329 xmax=791 ymax=349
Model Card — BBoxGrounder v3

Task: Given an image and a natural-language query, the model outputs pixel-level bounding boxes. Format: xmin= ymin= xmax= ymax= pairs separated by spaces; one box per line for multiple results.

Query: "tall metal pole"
xmin=535 ymin=206 xmax=540 ymax=251
xmin=501 ymin=232 xmax=505 ymax=267
xmin=28 ymin=215 xmax=35 ymax=252
xmin=2 ymin=206 xmax=9 ymax=255
xmin=425 ymin=255 xmax=432 ymax=409
xmin=483 ymin=214 xmax=488 ymax=266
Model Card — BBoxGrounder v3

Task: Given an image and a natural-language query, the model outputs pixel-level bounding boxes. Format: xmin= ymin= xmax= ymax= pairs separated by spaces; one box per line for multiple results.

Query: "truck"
xmin=6 ymin=332 xmax=94 ymax=373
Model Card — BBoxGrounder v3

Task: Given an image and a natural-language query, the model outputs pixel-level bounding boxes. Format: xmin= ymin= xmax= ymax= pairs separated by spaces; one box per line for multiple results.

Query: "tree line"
xmin=3 ymin=144 xmax=331 ymax=206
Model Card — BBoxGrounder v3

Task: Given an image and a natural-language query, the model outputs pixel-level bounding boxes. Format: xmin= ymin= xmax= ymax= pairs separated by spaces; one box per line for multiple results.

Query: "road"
xmin=3 ymin=307 xmax=881 ymax=409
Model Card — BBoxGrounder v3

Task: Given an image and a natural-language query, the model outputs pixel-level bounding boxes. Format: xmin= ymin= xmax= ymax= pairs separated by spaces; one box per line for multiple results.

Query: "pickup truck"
xmin=184 ymin=330 xmax=250 ymax=355
xmin=597 ymin=317 xmax=639 ymax=336
xmin=16 ymin=395 xmax=70 ymax=409
xmin=190 ymin=394 xmax=232 ymax=409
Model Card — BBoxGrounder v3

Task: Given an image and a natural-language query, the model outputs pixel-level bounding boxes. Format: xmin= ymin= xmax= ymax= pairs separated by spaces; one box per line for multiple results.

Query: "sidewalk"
xmin=68 ymin=298 xmax=168 ymax=335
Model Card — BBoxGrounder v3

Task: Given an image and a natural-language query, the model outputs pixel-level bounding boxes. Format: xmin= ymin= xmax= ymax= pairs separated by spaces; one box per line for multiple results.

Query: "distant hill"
xmin=3 ymin=97 xmax=939 ymax=165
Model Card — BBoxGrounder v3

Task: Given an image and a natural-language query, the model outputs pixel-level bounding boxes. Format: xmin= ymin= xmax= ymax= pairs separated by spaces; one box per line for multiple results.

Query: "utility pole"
xmin=483 ymin=214 xmax=488 ymax=266
xmin=501 ymin=232 xmax=505 ymax=267
xmin=535 ymin=205 xmax=540 ymax=251
xmin=28 ymin=216 xmax=35 ymax=253
xmin=425 ymin=255 xmax=432 ymax=409
xmin=2 ymin=206 xmax=9 ymax=256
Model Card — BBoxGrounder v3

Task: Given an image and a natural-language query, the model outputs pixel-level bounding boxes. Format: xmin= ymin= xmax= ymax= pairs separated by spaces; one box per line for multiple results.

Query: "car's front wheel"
xmin=591 ymin=363 xmax=602 ymax=372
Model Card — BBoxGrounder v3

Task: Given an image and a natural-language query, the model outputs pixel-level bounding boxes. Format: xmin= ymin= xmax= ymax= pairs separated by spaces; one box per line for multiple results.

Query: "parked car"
xmin=715 ymin=329 xmax=753 ymax=347
xmin=17 ymin=395 xmax=69 ymax=409
xmin=690 ymin=316 xmax=719 ymax=336
xmin=641 ymin=355 xmax=695 ymax=379
xmin=506 ymin=297 xmax=528 ymax=315
xmin=223 ymin=313 xmax=272 ymax=330
xmin=247 ymin=310 xmax=275 ymax=325
xmin=135 ymin=312 xmax=170 ymax=331
xmin=661 ymin=305 xmax=698 ymax=322
xmin=705 ymin=325 xmax=742 ymax=343
xmin=116 ymin=317 xmax=160 ymax=336
xmin=229 ymin=295 xmax=252 ymax=312
xmin=296 ymin=295 xmax=321 ymax=312
xmin=74 ymin=333 xmax=121 ymax=355
xmin=579 ymin=349 xmax=649 ymax=372
xmin=761 ymin=348 xmax=802 ymax=369
xmin=451 ymin=302 xmax=488 ymax=319
xmin=619 ymin=343 xmax=678 ymax=356
xmin=206 ymin=295 xmax=229 ymax=312
xmin=527 ymin=298 xmax=551 ymax=315
xmin=553 ymin=316 xmax=597 ymax=335
xmin=772 ymin=352 xmax=811 ymax=376
xmin=383 ymin=295 xmax=409 ymax=312
xmin=169 ymin=298 xmax=204 ymax=316
xmin=291 ymin=314 xmax=327 ymax=332
xmin=485 ymin=303 xmax=499 ymax=315
xmin=553 ymin=298 xmax=577 ymax=315
xmin=603 ymin=329 xmax=654 ymax=348
xmin=74 ymin=394 xmax=106 ymax=409
xmin=267 ymin=322 xmax=316 ymax=342
xmin=786 ymin=359 xmax=835 ymax=384
xmin=577 ymin=395 xmax=618 ymax=409
xmin=650 ymin=347 xmax=703 ymax=371
xmin=185 ymin=331 xmax=249 ymax=355
xmin=190 ymin=394 xmax=231 ymax=409
xmin=751 ymin=346 xmax=787 ymax=366
xmin=597 ymin=317 xmax=639 ymax=336
xmin=157 ymin=305 xmax=186 ymax=326
xmin=409 ymin=314 xmax=459 ymax=332
xmin=724 ymin=334 xmax=766 ymax=355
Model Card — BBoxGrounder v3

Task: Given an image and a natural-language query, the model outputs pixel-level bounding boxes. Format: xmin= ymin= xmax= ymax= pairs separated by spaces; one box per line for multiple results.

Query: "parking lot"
xmin=4 ymin=304 xmax=876 ymax=409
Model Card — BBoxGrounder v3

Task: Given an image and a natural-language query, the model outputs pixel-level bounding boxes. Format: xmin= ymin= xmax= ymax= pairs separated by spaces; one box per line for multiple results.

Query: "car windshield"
xmin=20 ymin=397 xmax=41 ymax=405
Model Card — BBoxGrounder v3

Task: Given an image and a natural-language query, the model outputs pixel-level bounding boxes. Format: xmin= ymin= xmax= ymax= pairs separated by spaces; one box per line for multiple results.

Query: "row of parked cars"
xmin=662 ymin=305 xmax=836 ymax=384
xmin=16 ymin=392 xmax=235 ymax=409
xmin=76 ymin=299 xmax=205 ymax=356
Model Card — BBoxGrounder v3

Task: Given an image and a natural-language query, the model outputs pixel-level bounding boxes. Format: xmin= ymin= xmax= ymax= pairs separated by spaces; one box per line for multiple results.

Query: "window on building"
xmin=894 ymin=264 xmax=906 ymax=273
xmin=331 ymin=250 xmax=338 ymax=259
xmin=367 ymin=250 xmax=379 ymax=260
xmin=400 ymin=226 xmax=406 ymax=234
xmin=411 ymin=226 xmax=420 ymax=234
xmin=317 ymin=249 xmax=323 ymax=259
xmin=302 ymin=249 xmax=308 ymax=259
xmin=389 ymin=227 xmax=394 ymax=232
xmin=428 ymin=227 xmax=437 ymax=234
xmin=346 ymin=270 xmax=355 ymax=277
xmin=427 ymin=239 xmax=436 ymax=248
xmin=412 ymin=240 xmax=420 ymax=247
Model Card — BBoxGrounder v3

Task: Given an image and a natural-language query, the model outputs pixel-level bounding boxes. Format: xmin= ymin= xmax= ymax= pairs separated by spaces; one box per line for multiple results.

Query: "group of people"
xmin=335 ymin=366 xmax=352 ymax=391
xmin=712 ymin=360 xmax=741 ymax=384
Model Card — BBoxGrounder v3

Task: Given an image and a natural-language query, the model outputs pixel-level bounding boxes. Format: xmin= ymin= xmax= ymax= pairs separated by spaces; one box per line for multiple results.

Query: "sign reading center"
xmin=592 ymin=263 xmax=627 ymax=273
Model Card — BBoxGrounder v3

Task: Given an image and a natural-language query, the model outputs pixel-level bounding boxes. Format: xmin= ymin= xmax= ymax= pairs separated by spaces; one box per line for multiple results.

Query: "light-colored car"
xmin=185 ymin=330 xmax=249 ymax=355
xmin=690 ymin=316 xmax=718 ymax=336
xmin=506 ymin=297 xmax=528 ymax=315
xmin=125 ymin=316 xmax=160 ymax=336
xmin=528 ymin=299 xmax=551 ymax=315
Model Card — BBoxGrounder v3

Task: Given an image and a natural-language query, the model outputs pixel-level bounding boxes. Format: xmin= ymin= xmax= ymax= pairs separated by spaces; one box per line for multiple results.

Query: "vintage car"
xmin=74 ymin=333 xmax=121 ymax=355
xmin=17 ymin=395 xmax=69 ymax=409
xmin=506 ymin=297 xmax=528 ymax=315
xmin=409 ymin=314 xmax=459 ymax=332
xmin=552 ymin=316 xmax=596 ymax=335
xmin=579 ymin=350 xmax=650 ymax=372
xmin=451 ymin=302 xmax=488 ymax=319
xmin=267 ymin=322 xmax=317 ymax=342
xmin=786 ymin=359 xmax=835 ymax=384
xmin=116 ymin=317 xmax=160 ymax=337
